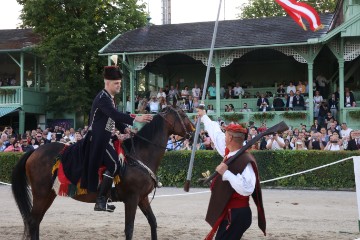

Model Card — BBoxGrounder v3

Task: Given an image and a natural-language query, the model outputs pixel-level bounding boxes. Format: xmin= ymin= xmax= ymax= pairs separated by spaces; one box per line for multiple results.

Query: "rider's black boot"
xmin=94 ymin=171 xmax=116 ymax=212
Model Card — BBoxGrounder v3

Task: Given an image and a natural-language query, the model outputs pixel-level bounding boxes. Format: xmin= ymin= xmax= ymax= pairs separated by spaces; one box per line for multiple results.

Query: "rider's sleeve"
xmin=98 ymin=94 xmax=135 ymax=126
xmin=222 ymin=163 xmax=256 ymax=196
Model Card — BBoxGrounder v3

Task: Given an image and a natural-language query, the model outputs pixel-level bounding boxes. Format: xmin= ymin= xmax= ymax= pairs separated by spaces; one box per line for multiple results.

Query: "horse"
xmin=11 ymin=106 xmax=195 ymax=240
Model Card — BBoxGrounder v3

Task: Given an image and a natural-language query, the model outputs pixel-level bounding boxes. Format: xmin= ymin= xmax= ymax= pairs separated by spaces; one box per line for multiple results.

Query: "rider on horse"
xmin=87 ymin=66 xmax=152 ymax=212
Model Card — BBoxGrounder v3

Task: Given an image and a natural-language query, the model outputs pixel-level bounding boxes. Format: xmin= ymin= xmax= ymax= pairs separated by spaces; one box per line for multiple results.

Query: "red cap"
xmin=224 ymin=124 xmax=247 ymax=134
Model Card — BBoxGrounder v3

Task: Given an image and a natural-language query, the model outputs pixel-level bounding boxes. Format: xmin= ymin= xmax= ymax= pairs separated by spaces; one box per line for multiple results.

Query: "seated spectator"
xmin=207 ymin=104 xmax=215 ymax=114
xmin=277 ymin=84 xmax=286 ymax=97
xmin=224 ymin=85 xmax=234 ymax=99
xmin=273 ymin=96 xmax=285 ymax=111
xmin=296 ymin=81 xmax=306 ymax=94
xmin=193 ymin=97 xmax=200 ymax=109
xmin=257 ymin=122 xmax=267 ymax=133
xmin=239 ymin=102 xmax=251 ymax=112
xmin=233 ymin=82 xmax=244 ymax=99
xmin=180 ymin=139 xmax=192 ymax=150
xmin=344 ymin=91 xmax=356 ymax=107
xmin=328 ymin=93 xmax=338 ymax=118
xmin=286 ymin=81 xmax=296 ymax=95
xmin=293 ymin=90 xmax=305 ymax=110
xmin=180 ymin=100 xmax=188 ymax=112
xmin=4 ymin=140 xmax=23 ymax=152
xmin=159 ymin=96 xmax=167 ymax=110
xmin=181 ymin=86 xmax=190 ymax=100
xmin=185 ymin=95 xmax=195 ymax=113
xmin=325 ymin=111 xmax=335 ymax=127
xmin=21 ymin=137 xmax=34 ymax=152
xmin=224 ymin=105 xmax=230 ymax=112
xmin=265 ymin=133 xmax=285 ymax=150
xmin=228 ymin=104 xmax=235 ymax=113
xmin=324 ymin=134 xmax=343 ymax=151
xmin=257 ymin=94 xmax=270 ymax=112
xmin=310 ymin=119 xmax=321 ymax=133
xmin=346 ymin=130 xmax=360 ymax=151
xmin=0 ymin=133 xmax=9 ymax=151
xmin=327 ymin=122 xmax=340 ymax=136
xmin=137 ymin=98 xmax=149 ymax=114
xmin=168 ymin=85 xmax=179 ymax=101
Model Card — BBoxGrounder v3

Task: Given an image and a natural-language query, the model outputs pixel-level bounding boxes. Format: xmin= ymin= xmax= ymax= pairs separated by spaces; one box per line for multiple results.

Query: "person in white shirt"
xmin=340 ymin=123 xmax=352 ymax=139
xmin=156 ymin=88 xmax=166 ymax=99
xmin=324 ymin=134 xmax=343 ymax=151
xmin=196 ymin=107 xmax=266 ymax=239
xmin=265 ymin=133 xmax=285 ymax=150
xmin=233 ymin=82 xmax=244 ymax=99
xmin=192 ymin=83 xmax=201 ymax=98
xmin=286 ymin=81 xmax=296 ymax=95
xmin=148 ymin=96 xmax=159 ymax=114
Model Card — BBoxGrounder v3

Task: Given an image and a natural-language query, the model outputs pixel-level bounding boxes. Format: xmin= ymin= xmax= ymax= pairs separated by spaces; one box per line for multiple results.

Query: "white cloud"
xmin=0 ymin=0 xmax=22 ymax=29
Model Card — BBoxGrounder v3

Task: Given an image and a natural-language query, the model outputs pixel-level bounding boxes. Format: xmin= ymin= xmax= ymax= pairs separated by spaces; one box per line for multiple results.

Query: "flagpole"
xmin=184 ymin=0 xmax=223 ymax=192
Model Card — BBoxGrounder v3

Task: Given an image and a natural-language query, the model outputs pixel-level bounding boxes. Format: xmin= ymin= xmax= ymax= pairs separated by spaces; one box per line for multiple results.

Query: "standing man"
xmin=85 ymin=66 xmax=153 ymax=212
xmin=197 ymin=108 xmax=266 ymax=239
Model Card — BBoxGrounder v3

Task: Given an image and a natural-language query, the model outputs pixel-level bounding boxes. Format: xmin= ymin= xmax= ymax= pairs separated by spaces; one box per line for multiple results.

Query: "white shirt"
xmin=267 ymin=137 xmax=285 ymax=150
xmin=201 ymin=115 xmax=256 ymax=196
xmin=287 ymin=85 xmax=296 ymax=94
xmin=288 ymin=96 xmax=294 ymax=108
xmin=233 ymin=86 xmax=244 ymax=97
xmin=340 ymin=128 xmax=352 ymax=138
xmin=149 ymin=101 xmax=159 ymax=113
xmin=157 ymin=92 xmax=166 ymax=99
xmin=192 ymin=87 xmax=200 ymax=98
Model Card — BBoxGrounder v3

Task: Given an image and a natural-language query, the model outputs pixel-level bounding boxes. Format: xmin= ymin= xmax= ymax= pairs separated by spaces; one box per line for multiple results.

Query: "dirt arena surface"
xmin=1 ymin=185 xmax=360 ymax=240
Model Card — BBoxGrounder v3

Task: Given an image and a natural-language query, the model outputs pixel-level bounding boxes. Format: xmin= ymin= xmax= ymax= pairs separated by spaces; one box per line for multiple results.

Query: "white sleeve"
xmin=222 ymin=163 xmax=256 ymax=196
xmin=201 ymin=115 xmax=226 ymax=157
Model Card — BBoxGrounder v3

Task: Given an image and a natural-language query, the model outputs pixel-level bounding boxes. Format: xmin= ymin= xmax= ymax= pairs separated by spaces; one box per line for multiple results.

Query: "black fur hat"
xmin=103 ymin=66 xmax=122 ymax=80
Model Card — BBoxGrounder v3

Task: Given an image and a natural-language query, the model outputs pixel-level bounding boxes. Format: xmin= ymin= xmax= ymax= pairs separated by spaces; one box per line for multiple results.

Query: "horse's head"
xmin=159 ymin=106 xmax=195 ymax=139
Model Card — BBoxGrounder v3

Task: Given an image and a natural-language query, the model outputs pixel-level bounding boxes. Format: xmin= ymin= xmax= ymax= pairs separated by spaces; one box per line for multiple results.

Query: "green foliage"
xmin=17 ymin=0 xmax=148 ymax=113
xmin=221 ymin=113 xmax=244 ymax=123
xmin=252 ymin=112 xmax=275 ymax=122
xmin=239 ymin=0 xmax=337 ymax=19
xmin=0 ymin=153 xmax=23 ymax=183
xmin=281 ymin=111 xmax=307 ymax=120
xmin=349 ymin=110 xmax=360 ymax=119
xmin=1 ymin=150 xmax=357 ymax=190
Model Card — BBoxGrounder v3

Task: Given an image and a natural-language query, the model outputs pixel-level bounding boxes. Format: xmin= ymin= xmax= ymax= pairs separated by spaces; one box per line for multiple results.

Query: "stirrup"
xmin=106 ymin=198 xmax=116 ymax=212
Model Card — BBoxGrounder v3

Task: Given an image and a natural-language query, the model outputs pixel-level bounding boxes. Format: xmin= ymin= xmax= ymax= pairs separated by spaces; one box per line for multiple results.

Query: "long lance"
xmin=184 ymin=0 xmax=223 ymax=192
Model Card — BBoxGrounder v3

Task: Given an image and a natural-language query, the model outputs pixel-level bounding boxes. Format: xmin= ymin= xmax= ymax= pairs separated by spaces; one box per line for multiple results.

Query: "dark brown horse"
xmin=11 ymin=106 xmax=195 ymax=240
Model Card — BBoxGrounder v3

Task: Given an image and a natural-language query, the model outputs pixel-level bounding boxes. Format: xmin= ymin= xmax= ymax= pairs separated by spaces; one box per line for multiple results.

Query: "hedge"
xmin=1 ymin=151 xmax=359 ymax=190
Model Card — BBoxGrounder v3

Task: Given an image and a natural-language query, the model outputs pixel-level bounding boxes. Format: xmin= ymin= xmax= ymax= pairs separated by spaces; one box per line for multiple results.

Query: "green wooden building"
xmin=100 ymin=0 xmax=360 ymax=130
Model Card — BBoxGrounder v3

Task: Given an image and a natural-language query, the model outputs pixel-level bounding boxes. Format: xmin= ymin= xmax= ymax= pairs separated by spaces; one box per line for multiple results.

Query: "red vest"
xmin=205 ymin=152 xmax=266 ymax=238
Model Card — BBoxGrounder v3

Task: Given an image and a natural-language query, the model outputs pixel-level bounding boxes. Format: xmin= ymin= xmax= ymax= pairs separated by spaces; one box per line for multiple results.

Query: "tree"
xmin=17 ymin=0 xmax=147 ymax=114
xmin=238 ymin=0 xmax=337 ymax=19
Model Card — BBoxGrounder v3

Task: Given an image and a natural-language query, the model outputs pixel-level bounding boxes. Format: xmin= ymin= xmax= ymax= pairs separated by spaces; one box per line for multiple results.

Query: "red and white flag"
xmin=275 ymin=0 xmax=324 ymax=31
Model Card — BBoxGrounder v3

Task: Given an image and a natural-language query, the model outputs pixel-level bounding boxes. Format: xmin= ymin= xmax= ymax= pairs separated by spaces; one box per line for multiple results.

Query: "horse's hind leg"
xmin=29 ymin=189 xmax=56 ymax=240
xmin=139 ymin=197 xmax=157 ymax=240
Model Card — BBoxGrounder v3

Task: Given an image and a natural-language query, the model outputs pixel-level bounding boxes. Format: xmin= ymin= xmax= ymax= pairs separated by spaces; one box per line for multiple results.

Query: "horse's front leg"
xmin=124 ymin=194 xmax=139 ymax=240
xmin=139 ymin=197 xmax=157 ymax=240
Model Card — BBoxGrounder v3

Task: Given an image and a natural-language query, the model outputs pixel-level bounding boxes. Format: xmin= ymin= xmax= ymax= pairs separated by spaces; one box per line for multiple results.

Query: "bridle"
xmin=158 ymin=106 xmax=193 ymax=140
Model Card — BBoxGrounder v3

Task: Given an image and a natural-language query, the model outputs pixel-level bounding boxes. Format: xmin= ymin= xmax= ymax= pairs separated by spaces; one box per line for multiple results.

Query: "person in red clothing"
xmin=197 ymin=107 xmax=266 ymax=240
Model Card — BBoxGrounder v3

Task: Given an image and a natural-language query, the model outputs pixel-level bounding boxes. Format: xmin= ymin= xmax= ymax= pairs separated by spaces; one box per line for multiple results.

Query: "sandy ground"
xmin=1 ymin=185 xmax=360 ymax=240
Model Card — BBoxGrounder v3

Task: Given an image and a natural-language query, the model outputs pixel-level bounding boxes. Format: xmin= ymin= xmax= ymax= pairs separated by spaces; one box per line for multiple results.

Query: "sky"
xmin=0 ymin=0 xmax=247 ymax=29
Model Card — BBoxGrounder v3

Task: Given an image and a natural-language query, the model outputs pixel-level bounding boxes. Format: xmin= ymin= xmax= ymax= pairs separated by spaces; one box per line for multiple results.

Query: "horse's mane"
xmin=122 ymin=114 xmax=165 ymax=153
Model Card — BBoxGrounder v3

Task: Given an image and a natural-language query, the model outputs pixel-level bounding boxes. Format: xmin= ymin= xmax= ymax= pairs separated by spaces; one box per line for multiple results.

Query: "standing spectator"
xmin=207 ymin=82 xmax=216 ymax=99
xmin=224 ymin=85 xmax=234 ymax=99
xmin=233 ymin=82 xmax=244 ymax=99
xmin=157 ymin=87 xmax=166 ymax=99
xmin=207 ymin=104 xmax=215 ymax=114
xmin=168 ymin=85 xmax=179 ymax=102
xmin=324 ymin=134 xmax=343 ymax=151
xmin=266 ymin=133 xmax=285 ymax=150
xmin=286 ymin=90 xmax=295 ymax=110
xmin=257 ymin=94 xmax=270 ymax=112
xmin=220 ymin=85 xmax=226 ymax=99
xmin=318 ymin=101 xmax=329 ymax=128
xmin=293 ymin=90 xmax=305 ymax=110
xmin=286 ymin=81 xmax=296 ymax=95
xmin=0 ymin=133 xmax=9 ymax=151
xmin=186 ymin=95 xmax=195 ymax=113
xmin=328 ymin=93 xmax=338 ymax=119
xmin=313 ymin=90 xmax=323 ymax=118
xmin=308 ymin=132 xmax=325 ymax=150
xmin=192 ymin=83 xmax=201 ymax=99
xmin=283 ymin=138 xmax=293 ymax=150
xmin=346 ymin=131 xmax=360 ymax=151
xmin=54 ymin=126 xmax=64 ymax=142
xmin=296 ymin=81 xmax=306 ymax=94
xmin=148 ymin=96 xmax=160 ymax=114
xmin=277 ymin=84 xmax=286 ymax=97
xmin=181 ymin=86 xmax=190 ymax=100
xmin=316 ymin=74 xmax=329 ymax=97
xmin=159 ymin=96 xmax=167 ymax=110
xmin=21 ymin=137 xmax=34 ymax=152
xmin=340 ymin=123 xmax=352 ymax=139
xmin=125 ymin=96 xmax=132 ymax=114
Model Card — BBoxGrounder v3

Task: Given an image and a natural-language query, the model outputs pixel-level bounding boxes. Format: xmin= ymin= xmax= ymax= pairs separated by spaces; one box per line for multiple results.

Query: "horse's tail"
xmin=11 ymin=149 xmax=35 ymax=237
